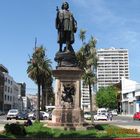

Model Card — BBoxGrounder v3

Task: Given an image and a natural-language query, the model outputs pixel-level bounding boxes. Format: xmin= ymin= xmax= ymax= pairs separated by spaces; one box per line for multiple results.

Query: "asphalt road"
xmin=86 ymin=115 xmax=140 ymax=128
xmin=0 ymin=114 xmax=140 ymax=127
xmin=109 ymin=115 xmax=140 ymax=126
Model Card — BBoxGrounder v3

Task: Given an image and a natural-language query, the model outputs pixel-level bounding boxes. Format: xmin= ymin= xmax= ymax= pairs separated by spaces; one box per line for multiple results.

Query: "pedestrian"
xmin=109 ymin=112 xmax=113 ymax=121
xmin=108 ymin=112 xmax=113 ymax=121
xmin=24 ymin=118 xmax=32 ymax=126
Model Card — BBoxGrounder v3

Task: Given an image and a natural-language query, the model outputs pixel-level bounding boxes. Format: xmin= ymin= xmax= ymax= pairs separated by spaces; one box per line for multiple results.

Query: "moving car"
xmin=94 ymin=113 xmax=108 ymax=121
xmin=133 ymin=112 xmax=140 ymax=120
xmin=7 ymin=109 xmax=19 ymax=120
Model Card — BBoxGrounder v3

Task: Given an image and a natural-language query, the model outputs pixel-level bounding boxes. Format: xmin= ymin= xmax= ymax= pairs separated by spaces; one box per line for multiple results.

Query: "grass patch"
xmin=0 ymin=122 xmax=140 ymax=138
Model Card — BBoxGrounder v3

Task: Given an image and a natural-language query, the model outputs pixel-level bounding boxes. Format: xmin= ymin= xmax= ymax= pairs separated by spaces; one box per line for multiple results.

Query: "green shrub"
xmin=4 ymin=123 xmax=26 ymax=136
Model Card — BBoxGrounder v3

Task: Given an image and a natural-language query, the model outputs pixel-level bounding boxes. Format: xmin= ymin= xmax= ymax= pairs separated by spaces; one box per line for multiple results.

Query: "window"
xmin=133 ymin=91 xmax=135 ymax=97
xmin=8 ymin=87 xmax=10 ymax=93
xmin=5 ymin=86 xmax=7 ymax=92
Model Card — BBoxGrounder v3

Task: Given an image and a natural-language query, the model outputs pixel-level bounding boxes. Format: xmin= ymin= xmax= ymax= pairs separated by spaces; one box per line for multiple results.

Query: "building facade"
xmin=81 ymin=81 xmax=97 ymax=112
xmin=17 ymin=82 xmax=26 ymax=97
xmin=81 ymin=82 xmax=90 ymax=112
xmin=0 ymin=71 xmax=4 ymax=111
xmin=97 ymin=48 xmax=129 ymax=90
xmin=0 ymin=64 xmax=24 ymax=112
xmin=22 ymin=96 xmax=31 ymax=111
xmin=27 ymin=94 xmax=37 ymax=110
xmin=121 ymin=77 xmax=140 ymax=115
xmin=3 ymin=72 xmax=19 ymax=111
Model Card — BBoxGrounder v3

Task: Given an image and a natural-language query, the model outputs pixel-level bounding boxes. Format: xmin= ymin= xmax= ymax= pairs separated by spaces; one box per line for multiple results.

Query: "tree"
xmin=77 ymin=30 xmax=97 ymax=125
xmin=40 ymin=55 xmax=53 ymax=111
xmin=27 ymin=46 xmax=52 ymax=121
xmin=41 ymin=72 xmax=54 ymax=110
xmin=79 ymin=29 xmax=86 ymax=43
xmin=96 ymin=86 xmax=118 ymax=110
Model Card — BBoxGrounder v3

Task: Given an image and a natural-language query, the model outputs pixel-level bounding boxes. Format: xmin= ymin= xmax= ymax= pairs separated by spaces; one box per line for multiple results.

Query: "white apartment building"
xmin=22 ymin=96 xmax=31 ymax=111
xmin=3 ymin=72 xmax=19 ymax=111
xmin=81 ymin=81 xmax=96 ymax=112
xmin=0 ymin=64 xmax=24 ymax=112
xmin=81 ymin=82 xmax=90 ymax=112
xmin=97 ymin=48 xmax=129 ymax=90
xmin=27 ymin=94 xmax=37 ymax=110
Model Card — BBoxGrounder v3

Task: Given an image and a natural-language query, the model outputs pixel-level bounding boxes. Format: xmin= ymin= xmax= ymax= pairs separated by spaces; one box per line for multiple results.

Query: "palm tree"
xmin=77 ymin=31 xmax=97 ymax=125
xmin=79 ymin=29 xmax=86 ymax=43
xmin=41 ymin=69 xmax=53 ymax=110
xmin=27 ymin=46 xmax=52 ymax=121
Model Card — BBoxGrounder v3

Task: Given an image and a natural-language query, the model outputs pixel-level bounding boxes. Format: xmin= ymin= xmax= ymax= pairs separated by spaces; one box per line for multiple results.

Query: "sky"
xmin=0 ymin=0 xmax=140 ymax=94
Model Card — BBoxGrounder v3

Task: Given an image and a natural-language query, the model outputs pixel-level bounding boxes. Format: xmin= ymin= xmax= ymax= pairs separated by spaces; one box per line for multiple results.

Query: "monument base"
xmin=50 ymin=108 xmax=84 ymax=127
xmin=50 ymin=66 xmax=84 ymax=128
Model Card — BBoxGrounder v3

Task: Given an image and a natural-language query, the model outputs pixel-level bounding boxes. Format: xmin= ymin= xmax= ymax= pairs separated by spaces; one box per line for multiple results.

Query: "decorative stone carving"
xmin=61 ymin=83 xmax=75 ymax=108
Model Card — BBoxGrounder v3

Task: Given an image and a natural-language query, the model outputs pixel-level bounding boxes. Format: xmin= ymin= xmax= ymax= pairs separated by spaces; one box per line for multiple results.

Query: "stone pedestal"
xmin=50 ymin=67 xmax=84 ymax=127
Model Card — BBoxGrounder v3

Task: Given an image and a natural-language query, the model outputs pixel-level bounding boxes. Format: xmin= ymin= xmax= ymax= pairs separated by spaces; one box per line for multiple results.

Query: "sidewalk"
xmin=118 ymin=114 xmax=133 ymax=117
xmin=0 ymin=124 xmax=5 ymax=132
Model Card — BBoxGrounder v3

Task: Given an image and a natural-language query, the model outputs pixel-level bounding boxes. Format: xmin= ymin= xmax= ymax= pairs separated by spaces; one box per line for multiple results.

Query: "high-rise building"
xmin=97 ymin=47 xmax=129 ymax=90
xmin=17 ymin=83 xmax=26 ymax=97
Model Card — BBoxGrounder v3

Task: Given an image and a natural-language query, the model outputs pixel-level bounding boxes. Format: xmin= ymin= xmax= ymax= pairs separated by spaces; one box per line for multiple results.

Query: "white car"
xmin=111 ymin=110 xmax=118 ymax=116
xmin=94 ymin=113 xmax=108 ymax=121
xmin=84 ymin=112 xmax=91 ymax=120
xmin=7 ymin=109 xmax=19 ymax=120
xmin=40 ymin=111 xmax=49 ymax=120
xmin=28 ymin=112 xmax=35 ymax=119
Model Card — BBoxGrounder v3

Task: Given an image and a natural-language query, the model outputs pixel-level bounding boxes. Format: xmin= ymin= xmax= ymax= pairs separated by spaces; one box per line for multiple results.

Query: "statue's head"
xmin=61 ymin=2 xmax=69 ymax=10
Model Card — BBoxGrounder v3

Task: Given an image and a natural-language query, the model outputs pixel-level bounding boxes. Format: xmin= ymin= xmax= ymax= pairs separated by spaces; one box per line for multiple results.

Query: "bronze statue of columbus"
xmin=55 ymin=2 xmax=77 ymax=52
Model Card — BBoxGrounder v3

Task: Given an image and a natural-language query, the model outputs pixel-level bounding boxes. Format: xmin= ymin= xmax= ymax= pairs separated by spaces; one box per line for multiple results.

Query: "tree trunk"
xmin=41 ymin=83 xmax=46 ymax=111
xmin=46 ymin=89 xmax=48 ymax=106
xmin=89 ymin=78 xmax=94 ymax=125
xmin=36 ymin=83 xmax=40 ymax=121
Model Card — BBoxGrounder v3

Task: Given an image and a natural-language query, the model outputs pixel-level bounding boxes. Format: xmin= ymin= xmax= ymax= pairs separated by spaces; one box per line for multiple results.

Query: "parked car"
xmin=84 ymin=112 xmax=91 ymax=120
xmin=28 ymin=112 xmax=36 ymax=120
xmin=16 ymin=112 xmax=28 ymax=120
xmin=97 ymin=108 xmax=108 ymax=116
xmin=94 ymin=113 xmax=108 ymax=121
xmin=40 ymin=111 xmax=49 ymax=120
xmin=111 ymin=109 xmax=118 ymax=116
xmin=7 ymin=109 xmax=19 ymax=120
xmin=133 ymin=112 xmax=140 ymax=120
xmin=28 ymin=111 xmax=44 ymax=120
xmin=0 ymin=110 xmax=5 ymax=115
xmin=48 ymin=112 xmax=52 ymax=120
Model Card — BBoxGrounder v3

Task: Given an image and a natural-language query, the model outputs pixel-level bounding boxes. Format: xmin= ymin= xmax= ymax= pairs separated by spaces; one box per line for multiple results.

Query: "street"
xmin=85 ymin=115 xmax=140 ymax=129
xmin=108 ymin=115 xmax=140 ymax=127
xmin=0 ymin=114 xmax=140 ymax=130
xmin=0 ymin=114 xmax=25 ymax=125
